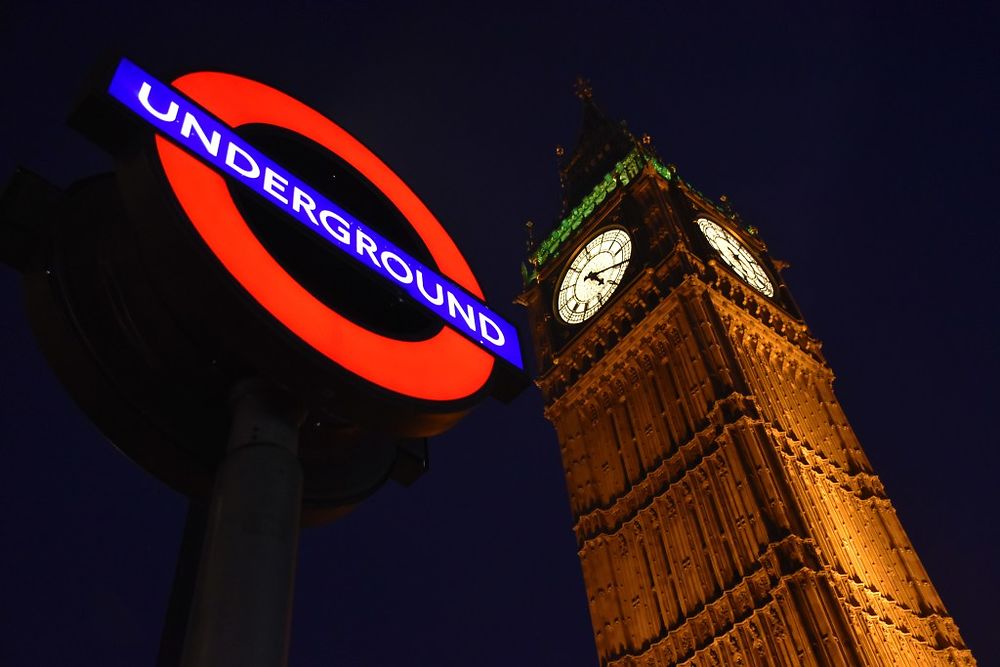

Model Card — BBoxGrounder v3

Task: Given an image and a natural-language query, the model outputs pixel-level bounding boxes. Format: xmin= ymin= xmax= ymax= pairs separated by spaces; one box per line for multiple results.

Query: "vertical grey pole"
xmin=158 ymin=501 xmax=207 ymax=667
xmin=181 ymin=379 xmax=305 ymax=667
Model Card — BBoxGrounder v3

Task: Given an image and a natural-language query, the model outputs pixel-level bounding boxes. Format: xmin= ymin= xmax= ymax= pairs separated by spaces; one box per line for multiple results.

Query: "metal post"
xmin=180 ymin=379 xmax=305 ymax=667
xmin=158 ymin=500 xmax=207 ymax=667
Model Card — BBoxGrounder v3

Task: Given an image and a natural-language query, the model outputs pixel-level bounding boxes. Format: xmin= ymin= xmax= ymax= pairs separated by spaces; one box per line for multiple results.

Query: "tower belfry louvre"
xmin=517 ymin=90 xmax=975 ymax=666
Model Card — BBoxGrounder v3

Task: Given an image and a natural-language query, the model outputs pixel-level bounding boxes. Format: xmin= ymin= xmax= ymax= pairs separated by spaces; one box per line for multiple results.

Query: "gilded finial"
xmin=526 ymin=220 xmax=538 ymax=264
xmin=718 ymin=194 xmax=743 ymax=224
xmin=573 ymin=76 xmax=593 ymax=101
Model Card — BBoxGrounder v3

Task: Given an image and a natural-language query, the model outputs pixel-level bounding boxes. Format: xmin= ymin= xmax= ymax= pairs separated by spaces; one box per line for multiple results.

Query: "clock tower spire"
xmin=518 ymin=94 xmax=975 ymax=666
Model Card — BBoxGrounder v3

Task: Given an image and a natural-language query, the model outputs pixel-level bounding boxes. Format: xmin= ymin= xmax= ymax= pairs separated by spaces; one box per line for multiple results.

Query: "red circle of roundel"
xmin=155 ymin=72 xmax=494 ymax=401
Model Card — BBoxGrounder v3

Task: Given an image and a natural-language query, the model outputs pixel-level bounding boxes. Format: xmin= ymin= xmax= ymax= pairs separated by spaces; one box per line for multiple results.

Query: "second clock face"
xmin=556 ymin=228 xmax=632 ymax=324
xmin=696 ymin=218 xmax=774 ymax=297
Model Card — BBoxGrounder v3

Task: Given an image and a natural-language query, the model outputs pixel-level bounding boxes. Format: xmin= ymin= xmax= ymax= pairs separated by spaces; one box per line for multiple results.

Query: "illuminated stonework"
xmin=518 ymin=98 xmax=975 ymax=666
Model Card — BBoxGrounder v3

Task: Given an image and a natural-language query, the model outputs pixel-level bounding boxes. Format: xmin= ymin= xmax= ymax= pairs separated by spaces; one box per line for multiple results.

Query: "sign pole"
xmin=157 ymin=500 xmax=206 ymax=667
xmin=180 ymin=379 xmax=305 ymax=667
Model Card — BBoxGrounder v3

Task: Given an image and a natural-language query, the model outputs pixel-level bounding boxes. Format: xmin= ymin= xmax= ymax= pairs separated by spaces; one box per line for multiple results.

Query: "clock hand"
xmin=590 ymin=259 xmax=628 ymax=275
xmin=585 ymin=259 xmax=628 ymax=283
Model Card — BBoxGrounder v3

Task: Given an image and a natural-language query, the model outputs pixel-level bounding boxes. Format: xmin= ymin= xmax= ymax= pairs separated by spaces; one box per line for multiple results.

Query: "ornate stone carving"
xmin=517 ymin=102 xmax=974 ymax=665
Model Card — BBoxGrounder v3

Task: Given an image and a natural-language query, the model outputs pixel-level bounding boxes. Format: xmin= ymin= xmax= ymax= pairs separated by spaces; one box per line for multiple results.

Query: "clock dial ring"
xmin=696 ymin=218 xmax=774 ymax=297
xmin=555 ymin=227 xmax=632 ymax=324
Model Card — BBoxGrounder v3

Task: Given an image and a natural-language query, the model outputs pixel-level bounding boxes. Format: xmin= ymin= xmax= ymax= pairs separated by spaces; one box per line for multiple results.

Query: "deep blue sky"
xmin=2 ymin=2 xmax=998 ymax=665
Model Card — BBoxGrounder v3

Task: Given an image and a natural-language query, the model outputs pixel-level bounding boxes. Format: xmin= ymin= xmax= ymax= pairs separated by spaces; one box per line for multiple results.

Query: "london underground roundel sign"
xmin=105 ymin=59 xmax=522 ymax=403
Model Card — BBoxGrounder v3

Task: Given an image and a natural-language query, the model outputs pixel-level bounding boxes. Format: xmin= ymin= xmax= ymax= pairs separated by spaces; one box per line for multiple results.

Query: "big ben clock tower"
xmin=517 ymin=84 xmax=976 ymax=666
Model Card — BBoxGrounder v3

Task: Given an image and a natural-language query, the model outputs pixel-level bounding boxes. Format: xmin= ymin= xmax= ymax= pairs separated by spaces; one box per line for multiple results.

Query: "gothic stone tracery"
xmin=520 ymin=141 xmax=975 ymax=666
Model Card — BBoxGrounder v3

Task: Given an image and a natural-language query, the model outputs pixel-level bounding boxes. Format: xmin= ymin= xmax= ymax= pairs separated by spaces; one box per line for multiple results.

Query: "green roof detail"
xmin=519 ymin=152 xmax=756 ymax=287
xmin=527 ymin=149 xmax=672 ymax=276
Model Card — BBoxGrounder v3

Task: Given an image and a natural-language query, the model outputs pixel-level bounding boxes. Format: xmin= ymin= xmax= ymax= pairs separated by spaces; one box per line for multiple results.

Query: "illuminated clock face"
xmin=556 ymin=228 xmax=632 ymax=324
xmin=696 ymin=218 xmax=774 ymax=297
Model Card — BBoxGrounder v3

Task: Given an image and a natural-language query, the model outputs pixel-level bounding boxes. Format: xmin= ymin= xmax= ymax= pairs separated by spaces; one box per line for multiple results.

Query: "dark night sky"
xmin=2 ymin=2 xmax=998 ymax=665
